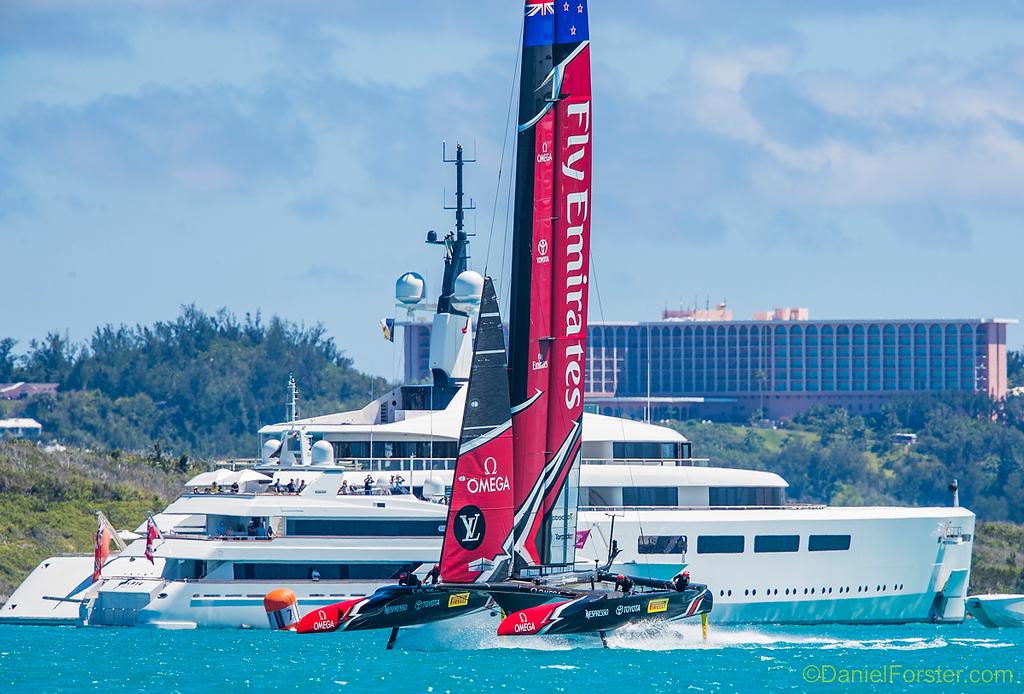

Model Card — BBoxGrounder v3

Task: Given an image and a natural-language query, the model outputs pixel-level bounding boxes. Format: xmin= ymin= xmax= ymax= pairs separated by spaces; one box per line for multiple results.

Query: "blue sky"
xmin=2 ymin=1 xmax=1022 ymax=378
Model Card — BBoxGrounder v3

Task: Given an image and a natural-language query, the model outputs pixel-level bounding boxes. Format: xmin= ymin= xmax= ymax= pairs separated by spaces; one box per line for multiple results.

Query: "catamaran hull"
xmin=292 ymin=585 xmax=492 ymax=634
xmin=497 ymin=586 xmax=712 ymax=636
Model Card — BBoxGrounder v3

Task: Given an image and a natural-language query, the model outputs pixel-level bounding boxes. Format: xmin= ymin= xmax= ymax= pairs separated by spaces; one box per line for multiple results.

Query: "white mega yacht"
xmin=2 ymin=204 xmax=974 ymax=629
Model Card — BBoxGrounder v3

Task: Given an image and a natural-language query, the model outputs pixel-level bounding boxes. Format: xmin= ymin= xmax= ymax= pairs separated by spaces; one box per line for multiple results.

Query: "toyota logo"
xmin=537 ymin=239 xmax=548 ymax=256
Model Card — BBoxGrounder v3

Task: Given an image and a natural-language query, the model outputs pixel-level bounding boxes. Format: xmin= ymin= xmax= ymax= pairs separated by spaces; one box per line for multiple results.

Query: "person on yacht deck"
xmin=297 ymin=479 xmax=307 ymax=493
xmin=286 ymin=479 xmax=296 ymax=494
xmin=339 ymin=480 xmax=349 ymax=495
xmin=363 ymin=475 xmax=373 ymax=495
xmin=273 ymin=479 xmax=282 ymax=494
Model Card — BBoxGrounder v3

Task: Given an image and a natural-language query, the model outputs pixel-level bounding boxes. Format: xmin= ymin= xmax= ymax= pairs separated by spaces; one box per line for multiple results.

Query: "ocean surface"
xmin=1 ymin=620 xmax=1021 ymax=693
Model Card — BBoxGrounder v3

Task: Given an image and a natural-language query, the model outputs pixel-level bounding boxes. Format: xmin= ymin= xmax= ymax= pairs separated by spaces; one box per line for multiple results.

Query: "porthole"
xmin=752 ymin=589 xmax=757 ymax=596
xmin=727 ymin=590 xmax=732 ymax=596
xmin=828 ymin=587 xmax=833 ymax=594
xmin=811 ymin=588 xmax=815 ymax=594
xmin=785 ymin=588 xmax=790 ymax=595
xmin=744 ymin=589 xmax=749 ymax=596
xmin=719 ymin=590 xmax=724 ymax=597
xmin=882 ymin=585 xmax=887 ymax=591
xmin=803 ymin=588 xmax=808 ymax=595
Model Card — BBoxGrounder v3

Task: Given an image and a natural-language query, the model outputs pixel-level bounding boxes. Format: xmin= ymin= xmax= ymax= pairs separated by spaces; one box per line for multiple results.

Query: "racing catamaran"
xmin=263 ymin=0 xmax=713 ymax=646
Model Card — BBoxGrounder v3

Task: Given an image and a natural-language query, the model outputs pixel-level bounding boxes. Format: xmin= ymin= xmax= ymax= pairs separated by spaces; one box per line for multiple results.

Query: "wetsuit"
xmin=426 ymin=565 xmax=441 ymax=585
xmin=614 ymin=576 xmax=635 ymax=594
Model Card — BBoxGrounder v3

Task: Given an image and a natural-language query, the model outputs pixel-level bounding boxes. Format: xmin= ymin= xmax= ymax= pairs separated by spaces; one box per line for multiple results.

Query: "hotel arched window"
xmin=821 ymin=325 xmax=834 ymax=345
xmin=945 ymin=324 xmax=958 ymax=346
xmin=883 ymin=325 xmax=896 ymax=355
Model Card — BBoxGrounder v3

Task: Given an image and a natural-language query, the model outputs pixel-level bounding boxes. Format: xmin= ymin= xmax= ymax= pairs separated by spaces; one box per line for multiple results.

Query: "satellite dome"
xmin=261 ymin=439 xmax=282 ymax=464
xmin=396 ymin=272 xmax=426 ymax=305
xmin=422 ymin=476 xmax=445 ymax=499
xmin=452 ymin=270 xmax=484 ymax=313
xmin=311 ymin=440 xmax=334 ymax=465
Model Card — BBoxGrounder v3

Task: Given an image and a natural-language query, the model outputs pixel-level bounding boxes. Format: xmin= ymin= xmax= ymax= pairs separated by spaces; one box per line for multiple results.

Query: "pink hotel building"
xmin=402 ymin=307 xmax=1016 ymax=420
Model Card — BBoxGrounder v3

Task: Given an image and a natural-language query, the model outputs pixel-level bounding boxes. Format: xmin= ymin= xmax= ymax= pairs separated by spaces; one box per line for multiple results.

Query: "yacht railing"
xmin=580 ymin=504 xmax=827 ymax=512
xmin=206 ymin=456 xmax=709 ymax=471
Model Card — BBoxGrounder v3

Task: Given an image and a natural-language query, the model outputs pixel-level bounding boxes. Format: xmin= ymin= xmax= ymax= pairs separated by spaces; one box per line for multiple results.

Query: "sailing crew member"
xmin=426 ymin=564 xmax=441 ymax=585
xmin=614 ymin=574 xmax=635 ymax=594
xmin=670 ymin=570 xmax=690 ymax=592
xmin=398 ymin=572 xmax=421 ymax=587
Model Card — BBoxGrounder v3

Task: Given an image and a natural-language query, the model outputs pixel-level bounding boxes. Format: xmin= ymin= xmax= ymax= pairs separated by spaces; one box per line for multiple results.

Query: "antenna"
xmin=443 ymin=141 xmax=477 ymax=236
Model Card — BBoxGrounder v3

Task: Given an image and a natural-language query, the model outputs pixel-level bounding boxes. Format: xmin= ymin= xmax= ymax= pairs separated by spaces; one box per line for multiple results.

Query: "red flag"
xmin=575 ymin=529 xmax=591 ymax=550
xmin=145 ymin=518 xmax=159 ymax=564
xmin=92 ymin=518 xmax=110 ymax=583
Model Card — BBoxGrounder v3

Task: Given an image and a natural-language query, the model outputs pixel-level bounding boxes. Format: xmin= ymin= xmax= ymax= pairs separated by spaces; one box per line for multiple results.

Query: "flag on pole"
xmin=92 ymin=515 xmax=110 ymax=582
xmin=380 ymin=318 xmax=395 ymax=342
xmin=145 ymin=517 xmax=160 ymax=564
xmin=575 ymin=529 xmax=591 ymax=550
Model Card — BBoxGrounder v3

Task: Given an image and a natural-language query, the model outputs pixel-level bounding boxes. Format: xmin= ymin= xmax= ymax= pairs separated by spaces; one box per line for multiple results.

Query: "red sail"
xmin=512 ymin=0 xmax=592 ymax=569
xmin=509 ymin=1 xmax=557 ymax=568
xmin=438 ymin=278 xmax=515 ymax=583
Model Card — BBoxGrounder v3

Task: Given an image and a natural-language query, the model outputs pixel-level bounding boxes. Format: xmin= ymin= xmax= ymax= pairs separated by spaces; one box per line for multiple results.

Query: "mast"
xmin=509 ymin=0 xmax=593 ymax=572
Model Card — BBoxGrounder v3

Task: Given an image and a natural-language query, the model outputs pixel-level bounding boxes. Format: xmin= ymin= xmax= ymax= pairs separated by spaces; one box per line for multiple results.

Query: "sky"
xmin=2 ymin=0 xmax=1023 ymax=378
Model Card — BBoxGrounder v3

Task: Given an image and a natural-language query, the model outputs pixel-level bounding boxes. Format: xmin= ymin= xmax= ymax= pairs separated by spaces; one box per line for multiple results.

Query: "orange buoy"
xmin=264 ymin=588 xmax=300 ymax=630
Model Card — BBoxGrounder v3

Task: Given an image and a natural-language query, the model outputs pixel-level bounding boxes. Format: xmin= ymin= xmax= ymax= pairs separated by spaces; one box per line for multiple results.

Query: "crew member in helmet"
xmin=614 ymin=574 xmax=635 ymax=594
xmin=398 ymin=572 xmax=421 ymax=587
xmin=670 ymin=570 xmax=691 ymax=592
xmin=426 ymin=563 xmax=441 ymax=585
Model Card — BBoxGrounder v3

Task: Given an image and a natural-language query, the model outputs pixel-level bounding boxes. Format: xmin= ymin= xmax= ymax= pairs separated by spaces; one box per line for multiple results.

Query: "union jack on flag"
xmin=525 ymin=2 xmax=554 ymax=16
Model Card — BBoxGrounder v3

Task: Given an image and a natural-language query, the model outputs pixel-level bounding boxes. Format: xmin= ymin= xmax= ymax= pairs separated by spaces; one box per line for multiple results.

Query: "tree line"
xmin=679 ymin=389 xmax=1024 ymax=522
xmin=0 ymin=306 xmax=388 ymax=457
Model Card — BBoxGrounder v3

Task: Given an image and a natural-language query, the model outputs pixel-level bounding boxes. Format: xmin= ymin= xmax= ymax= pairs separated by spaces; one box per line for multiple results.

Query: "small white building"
xmin=0 ymin=418 xmax=43 ymax=439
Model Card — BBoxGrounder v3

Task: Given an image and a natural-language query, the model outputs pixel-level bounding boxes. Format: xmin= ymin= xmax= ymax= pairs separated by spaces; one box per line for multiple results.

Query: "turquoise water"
xmin=1 ymin=621 xmax=1021 ymax=692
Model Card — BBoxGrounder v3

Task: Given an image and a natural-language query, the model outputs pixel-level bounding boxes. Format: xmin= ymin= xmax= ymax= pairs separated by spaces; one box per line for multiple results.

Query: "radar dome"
xmin=311 ymin=440 xmax=334 ymax=465
xmin=396 ymin=272 xmax=426 ymax=305
xmin=452 ymin=270 xmax=484 ymax=313
xmin=422 ymin=476 xmax=445 ymax=499
xmin=261 ymin=439 xmax=282 ymax=464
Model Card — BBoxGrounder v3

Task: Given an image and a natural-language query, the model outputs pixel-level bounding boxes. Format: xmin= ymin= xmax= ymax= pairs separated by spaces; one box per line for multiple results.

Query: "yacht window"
xmin=286 ymin=519 xmax=445 ymax=537
xmin=613 ymin=442 xmax=685 ymax=460
xmin=808 ymin=534 xmax=851 ymax=551
xmin=622 ymin=487 xmax=678 ymax=507
xmin=638 ymin=535 xmax=688 ymax=554
xmin=754 ymin=535 xmax=800 ymax=553
xmin=587 ymin=487 xmax=617 ymax=506
xmin=232 ymin=563 xmax=417 ymax=581
xmin=697 ymin=535 xmax=745 ymax=554
xmin=709 ymin=487 xmax=784 ymax=507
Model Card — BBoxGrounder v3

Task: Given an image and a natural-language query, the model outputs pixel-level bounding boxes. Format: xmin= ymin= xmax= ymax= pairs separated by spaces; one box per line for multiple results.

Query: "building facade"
xmin=401 ymin=316 xmax=1014 ymax=420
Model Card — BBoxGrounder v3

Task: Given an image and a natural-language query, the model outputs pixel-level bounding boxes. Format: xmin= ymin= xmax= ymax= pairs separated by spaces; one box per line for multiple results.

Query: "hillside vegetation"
xmin=0 ymin=306 xmax=388 ymax=457
xmin=0 ymin=440 xmax=186 ymax=602
xmin=673 ymin=393 xmax=1024 ymax=523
